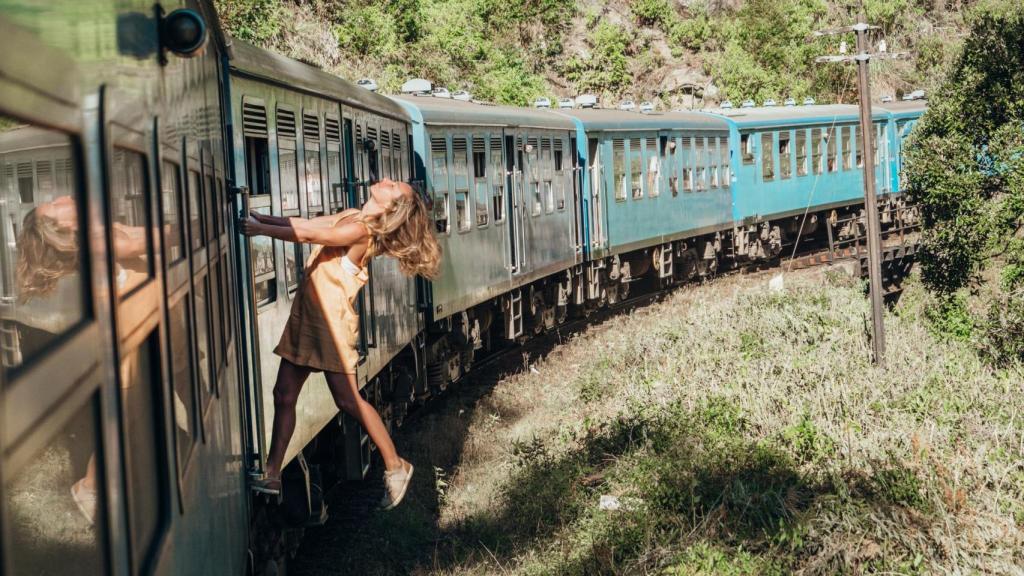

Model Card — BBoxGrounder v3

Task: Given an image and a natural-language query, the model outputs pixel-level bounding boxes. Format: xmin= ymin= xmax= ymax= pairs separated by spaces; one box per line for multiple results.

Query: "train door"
xmin=587 ymin=138 xmax=605 ymax=249
xmin=503 ymin=133 xmax=524 ymax=274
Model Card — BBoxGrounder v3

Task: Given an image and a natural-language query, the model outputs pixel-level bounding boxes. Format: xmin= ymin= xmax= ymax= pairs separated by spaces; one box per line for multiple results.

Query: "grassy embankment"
xmin=295 ymin=268 xmax=1023 ymax=575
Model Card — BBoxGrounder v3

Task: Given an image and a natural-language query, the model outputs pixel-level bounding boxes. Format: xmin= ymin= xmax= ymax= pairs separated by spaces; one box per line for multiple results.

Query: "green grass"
xmin=292 ymin=268 xmax=1024 ymax=575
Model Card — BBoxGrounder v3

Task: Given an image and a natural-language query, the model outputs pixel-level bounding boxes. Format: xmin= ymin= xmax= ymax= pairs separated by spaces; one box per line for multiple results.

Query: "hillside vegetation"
xmin=292 ymin=268 xmax=1024 ymax=575
xmin=216 ymin=0 xmax=968 ymax=107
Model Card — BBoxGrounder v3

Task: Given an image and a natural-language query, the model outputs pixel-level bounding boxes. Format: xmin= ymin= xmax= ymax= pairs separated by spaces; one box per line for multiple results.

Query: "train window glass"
xmin=245 ymin=137 xmax=271 ymax=195
xmin=203 ymin=173 xmax=216 ymax=243
xmin=305 ymin=149 xmax=323 ymax=214
xmin=629 ymin=139 xmax=642 ymax=199
xmin=430 ymin=137 xmax=449 ymax=233
xmin=251 ymin=205 xmax=276 ymax=305
xmin=741 ymin=133 xmax=755 ymax=165
xmin=874 ymin=124 xmax=882 ymax=165
xmin=840 ymin=127 xmax=850 ymax=170
xmin=188 ymin=169 xmax=204 ymax=251
xmin=526 ymin=138 xmax=541 ymax=215
xmin=796 ymin=130 xmax=808 ymax=177
xmin=854 ymin=126 xmax=863 ymax=168
xmin=285 ymin=241 xmax=300 ymax=292
xmin=779 ymin=132 xmax=792 ymax=180
xmin=542 ymin=138 xmax=554 ymax=212
xmin=279 ymin=140 xmax=299 ymax=212
xmin=761 ymin=133 xmax=774 ymax=181
xmin=720 ymin=138 xmax=730 ymax=185
xmin=680 ymin=137 xmax=692 ymax=192
xmin=812 ymin=128 xmax=824 ymax=174
xmin=366 ymin=126 xmax=380 ymax=185
xmin=0 ymin=122 xmax=85 ymax=372
xmin=490 ymin=136 xmax=505 ymax=222
xmin=452 ymin=137 xmax=470 ymax=232
xmin=169 ymin=296 xmax=197 ymax=467
xmin=381 ymin=132 xmax=394 ymax=180
xmin=111 ymin=148 xmax=152 ymax=296
xmin=194 ymin=278 xmax=213 ymax=401
xmin=161 ymin=161 xmax=185 ymax=263
xmin=5 ymin=399 xmax=108 ymax=574
xmin=697 ymin=138 xmax=708 ymax=190
xmin=392 ymin=130 xmax=404 ymax=180
xmin=209 ymin=259 xmax=224 ymax=374
xmin=827 ymin=128 xmax=838 ymax=172
xmin=612 ymin=139 xmax=626 ymax=201
xmin=645 ymin=137 xmax=659 ymax=197
xmin=710 ymin=140 xmax=719 ymax=188
xmin=326 ymin=117 xmax=343 ymax=209
xmin=555 ymin=139 xmax=566 ymax=210
xmin=473 ymin=138 xmax=488 ymax=227
xmin=120 ymin=334 xmax=169 ymax=573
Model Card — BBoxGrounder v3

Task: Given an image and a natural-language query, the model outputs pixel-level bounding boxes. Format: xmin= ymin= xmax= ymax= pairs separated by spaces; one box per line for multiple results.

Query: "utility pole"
xmin=810 ymin=4 xmax=909 ymax=365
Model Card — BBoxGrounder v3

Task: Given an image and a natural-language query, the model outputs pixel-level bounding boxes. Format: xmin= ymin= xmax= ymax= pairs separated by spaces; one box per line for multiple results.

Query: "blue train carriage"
xmin=1 ymin=2 xmax=248 ymax=575
xmin=713 ymin=104 xmax=894 ymax=260
xmin=394 ymin=92 xmax=581 ymax=390
xmin=557 ymin=107 xmax=733 ymax=303
xmin=879 ymin=100 xmax=927 ymax=195
xmin=225 ymin=39 xmax=422 ymax=539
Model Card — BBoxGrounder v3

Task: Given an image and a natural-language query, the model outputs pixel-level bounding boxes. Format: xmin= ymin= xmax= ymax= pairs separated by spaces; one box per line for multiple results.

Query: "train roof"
xmin=554 ymin=108 xmax=729 ymax=132
xmin=392 ymin=95 xmax=575 ymax=131
xmin=707 ymin=104 xmax=890 ymax=128
xmin=227 ymin=39 xmax=409 ymax=122
xmin=880 ymin=100 xmax=928 ymax=118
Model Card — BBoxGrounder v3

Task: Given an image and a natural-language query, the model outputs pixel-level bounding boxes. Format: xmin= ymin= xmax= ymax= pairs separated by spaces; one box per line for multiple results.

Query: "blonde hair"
xmin=17 ymin=207 xmax=79 ymax=303
xmin=358 ymin=183 xmax=442 ymax=279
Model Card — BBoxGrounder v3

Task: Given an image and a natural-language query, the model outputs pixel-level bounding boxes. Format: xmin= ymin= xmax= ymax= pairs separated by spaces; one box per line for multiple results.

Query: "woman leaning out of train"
xmin=240 ymin=178 xmax=441 ymax=510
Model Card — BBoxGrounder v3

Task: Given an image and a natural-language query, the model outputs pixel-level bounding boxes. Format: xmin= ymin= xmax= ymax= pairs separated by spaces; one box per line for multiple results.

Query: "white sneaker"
xmin=379 ymin=459 xmax=413 ymax=511
xmin=71 ymin=478 xmax=97 ymax=525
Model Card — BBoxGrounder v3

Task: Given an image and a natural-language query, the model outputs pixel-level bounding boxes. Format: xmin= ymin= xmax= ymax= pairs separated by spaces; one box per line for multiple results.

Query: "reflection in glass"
xmin=189 ymin=170 xmax=204 ymax=251
xmin=161 ymin=161 xmax=185 ymax=262
xmin=169 ymin=297 xmax=196 ymax=467
xmin=285 ymin=242 xmax=298 ymax=290
xmin=111 ymin=148 xmax=151 ymax=296
xmin=6 ymin=401 xmax=107 ymax=575
xmin=120 ymin=338 xmax=165 ymax=572
xmin=280 ymin=146 xmax=299 ymax=211
xmin=194 ymin=280 xmax=212 ymax=399
xmin=250 ymin=207 xmax=275 ymax=305
xmin=0 ymin=120 xmax=84 ymax=371
xmin=306 ymin=150 xmax=322 ymax=211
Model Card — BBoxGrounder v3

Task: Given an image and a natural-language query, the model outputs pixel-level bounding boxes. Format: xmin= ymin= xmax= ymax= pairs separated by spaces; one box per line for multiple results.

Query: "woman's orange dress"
xmin=273 ymin=210 xmax=369 ymax=374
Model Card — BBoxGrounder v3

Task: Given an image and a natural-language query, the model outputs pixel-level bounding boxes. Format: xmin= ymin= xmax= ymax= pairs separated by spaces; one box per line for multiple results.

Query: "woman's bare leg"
xmin=265 ymin=359 xmax=312 ymax=479
xmin=324 ymin=371 xmax=402 ymax=471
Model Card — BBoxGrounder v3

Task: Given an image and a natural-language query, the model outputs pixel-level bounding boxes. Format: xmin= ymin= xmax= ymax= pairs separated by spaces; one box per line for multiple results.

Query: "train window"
xmin=393 ymin=130 xmax=404 ymax=180
xmin=555 ymin=139 xmax=566 ymax=210
xmin=243 ymin=101 xmax=271 ymax=195
xmin=526 ymin=138 xmax=541 ymax=215
xmin=827 ymin=128 xmax=838 ymax=172
xmin=208 ymin=258 xmax=224 ymax=374
xmin=430 ymin=137 xmax=449 ymax=233
xmin=194 ymin=278 xmax=213 ymax=400
xmin=542 ymin=138 xmax=554 ymax=212
xmin=251 ymin=205 xmax=276 ymax=306
xmin=796 ymin=130 xmax=808 ymax=177
xmin=697 ymin=138 xmax=708 ymax=190
xmin=760 ymin=133 xmax=774 ymax=181
xmin=5 ymin=399 xmax=108 ymax=574
xmin=279 ymin=142 xmax=299 ymax=212
xmin=812 ymin=128 xmax=824 ymax=174
xmin=710 ymin=140 xmax=719 ymax=188
xmin=452 ymin=137 xmax=470 ymax=232
xmin=741 ymin=133 xmax=755 ymax=165
xmin=840 ymin=127 xmax=850 ymax=171
xmin=325 ymin=117 xmax=343 ymax=209
xmin=111 ymin=148 xmax=152 ymax=296
xmin=720 ymin=138 xmax=730 ymax=185
xmin=629 ymin=139 xmax=642 ymax=199
xmin=490 ymin=136 xmax=505 ymax=222
xmin=0 ymin=121 xmax=85 ymax=372
xmin=645 ymin=137 xmax=659 ymax=197
xmin=874 ymin=124 xmax=882 ymax=165
xmin=285 ymin=241 xmax=300 ymax=292
xmin=612 ymin=139 xmax=626 ymax=201
xmin=366 ymin=126 xmax=380 ymax=185
xmin=304 ymin=113 xmax=324 ymax=214
xmin=204 ymin=173 xmax=216 ymax=244
xmin=120 ymin=334 xmax=170 ymax=573
xmin=853 ymin=127 xmax=862 ymax=169
xmin=168 ymin=295 xmax=197 ymax=468
xmin=779 ymin=131 xmax=792 ymax=180
xmin=680 ymin=137 xmax=692 ymax=192
xmin=188 ymin=169 xmax=204 ymax=252
xmin=472 ymin=138 xmax=488 ymax=227
xmin=161 ymin=161 xmax=186 ymax=263
xmin=381 ymin=131 xmax=394 ymax=181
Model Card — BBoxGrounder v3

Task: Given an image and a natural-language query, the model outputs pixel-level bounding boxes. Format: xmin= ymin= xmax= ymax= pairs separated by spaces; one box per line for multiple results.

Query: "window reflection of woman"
xmin=241 ymin=178 xmax=441 ymax=510
xmin=15 ymin=196 xmax=183 ymax=525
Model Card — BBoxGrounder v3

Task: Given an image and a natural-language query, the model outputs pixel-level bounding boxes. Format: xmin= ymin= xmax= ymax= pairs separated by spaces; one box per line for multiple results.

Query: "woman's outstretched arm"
xmin=241 ymin=217 xmax=366 ymax=247
xmin=251 ymin=211 xmax=339 ymax=229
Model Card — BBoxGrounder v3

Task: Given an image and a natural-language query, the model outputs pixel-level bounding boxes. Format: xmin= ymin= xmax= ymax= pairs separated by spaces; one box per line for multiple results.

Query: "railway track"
xmin=287 ymin=230 xmax=919 ymax=575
